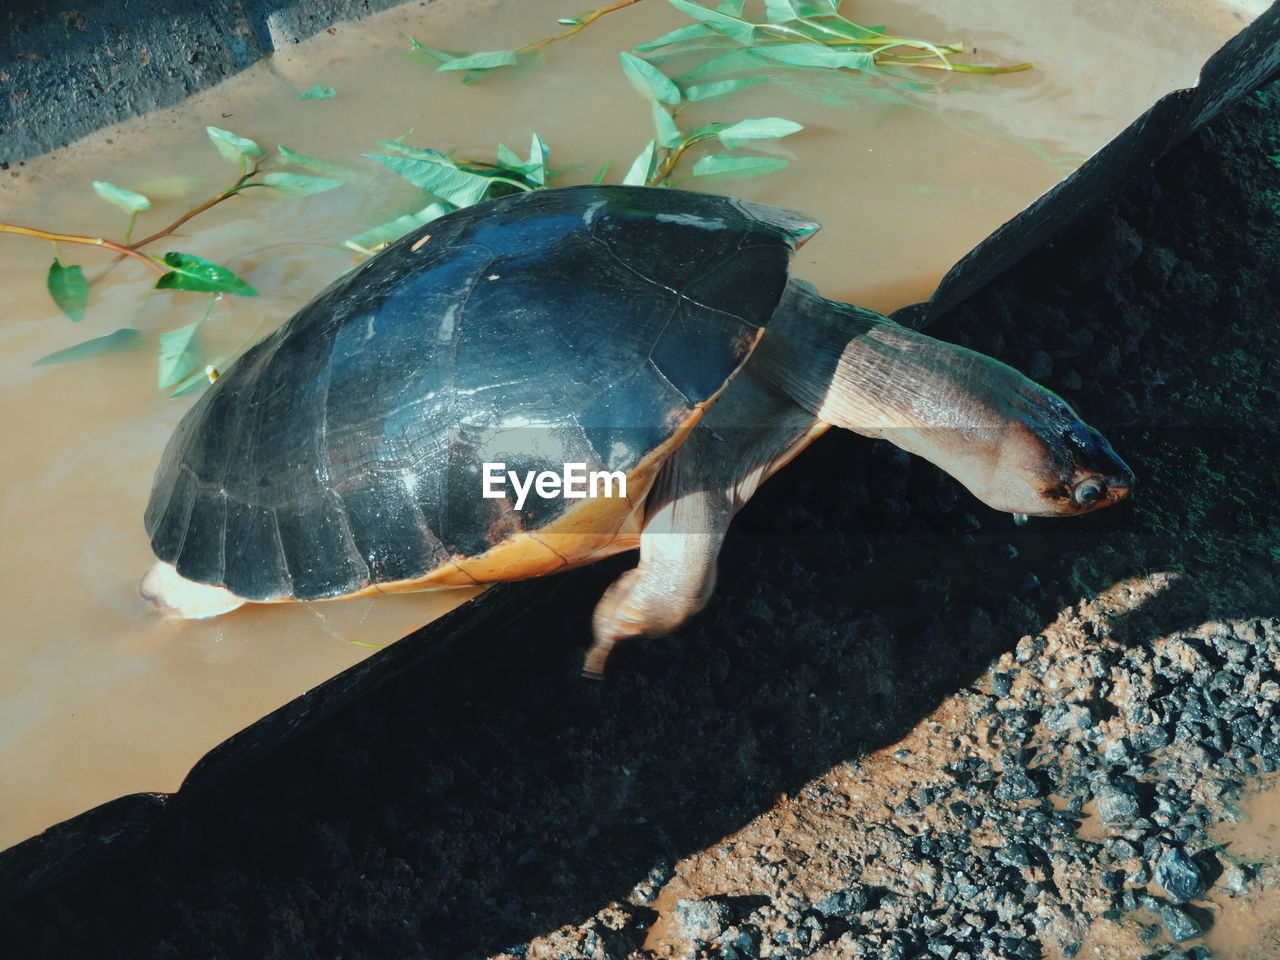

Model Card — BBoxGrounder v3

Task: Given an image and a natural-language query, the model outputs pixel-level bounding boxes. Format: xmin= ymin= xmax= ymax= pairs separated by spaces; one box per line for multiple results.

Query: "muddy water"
xmin=0 ymin=0 xmax=1261 ymax=852
xmin=1205 ymin=781 xmax=1280 ymax=958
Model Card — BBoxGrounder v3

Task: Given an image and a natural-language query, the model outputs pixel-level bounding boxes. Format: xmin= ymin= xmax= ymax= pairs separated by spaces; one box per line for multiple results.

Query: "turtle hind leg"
xmin=585 ymin=465 xmax=730 ymax=678
xmin=140 ymin=561 xmax=246 ymax=619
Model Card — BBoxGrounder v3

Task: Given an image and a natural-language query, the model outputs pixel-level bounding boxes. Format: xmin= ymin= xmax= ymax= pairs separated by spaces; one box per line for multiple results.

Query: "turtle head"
xmin=979 ymin=380 xmax=1135 ymax=519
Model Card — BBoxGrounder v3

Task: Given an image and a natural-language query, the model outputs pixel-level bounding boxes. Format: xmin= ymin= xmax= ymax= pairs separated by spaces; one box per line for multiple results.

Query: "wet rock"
xmin=716 ymin=926 xmax=760 ymax=960
xmin=1094 ymin=781 xmax=1141 ymax=824
xmin=1155 ymin=847 xmax=1206 ymax=903
xmin=1159 ymin=903 xmax=1203 ymax=943
xmin=1219 ymin=861 xmax=1250 ymax=897
xmin=674 ymin=898 xmax=730 ymax=943
xmin=995 ymin=767 xmax=1039 ymax=802
xmin=814 ymin=886 xmax=869 ymax=917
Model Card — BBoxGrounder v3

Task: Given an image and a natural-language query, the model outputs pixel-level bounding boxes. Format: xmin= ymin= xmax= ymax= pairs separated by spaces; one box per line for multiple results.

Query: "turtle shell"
xmin=144 ymin=185 xmax=819 ymax=601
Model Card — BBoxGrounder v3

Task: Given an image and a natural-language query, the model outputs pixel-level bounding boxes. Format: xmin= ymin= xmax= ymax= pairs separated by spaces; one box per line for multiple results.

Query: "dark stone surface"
xmin=0 ymin=0 xmax=419 ymax=164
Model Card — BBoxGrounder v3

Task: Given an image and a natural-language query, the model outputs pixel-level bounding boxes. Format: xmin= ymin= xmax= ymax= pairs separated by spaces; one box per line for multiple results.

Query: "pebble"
xmin=1154 ymin=847 xmax=1206 ymax=903
xmin=674 ymin=899 xmax=729 ymax=943
xmin=1095 ymin=782 xmax=1141 ymax=824
xmin=1159 ymin=904 xmax=1203 ymax=943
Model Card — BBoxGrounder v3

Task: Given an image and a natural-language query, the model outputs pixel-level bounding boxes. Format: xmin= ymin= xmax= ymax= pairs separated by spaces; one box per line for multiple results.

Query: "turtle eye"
xmin=1073 ymin=478 xmax=1107 ymax=508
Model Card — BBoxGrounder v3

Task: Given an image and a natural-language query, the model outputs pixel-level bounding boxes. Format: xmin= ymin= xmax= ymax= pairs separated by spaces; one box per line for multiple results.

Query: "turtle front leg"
xmin=586 ymin=480 xmax=730 ymax=678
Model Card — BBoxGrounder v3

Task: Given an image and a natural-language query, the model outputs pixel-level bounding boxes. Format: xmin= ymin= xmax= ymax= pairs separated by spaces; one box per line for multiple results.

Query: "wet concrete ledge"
xmin=0 ymin=0 xmax=425 ymax=166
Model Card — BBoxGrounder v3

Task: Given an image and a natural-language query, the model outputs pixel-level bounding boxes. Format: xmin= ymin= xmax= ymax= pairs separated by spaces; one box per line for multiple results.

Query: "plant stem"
xmin=517 ymin=0 xmax=644 ymax=55
xmin=128 ymin=164 xmax=262 ymax=253
xmin=0 ymin=222 xmax=165 ymax=273
xmin=650 ymin=132 xmax=715 ymax=185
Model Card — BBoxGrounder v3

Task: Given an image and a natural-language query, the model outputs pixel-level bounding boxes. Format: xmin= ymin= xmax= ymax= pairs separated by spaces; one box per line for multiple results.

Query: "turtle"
xmin=141 ymin=184 xmax=1134 ymax=675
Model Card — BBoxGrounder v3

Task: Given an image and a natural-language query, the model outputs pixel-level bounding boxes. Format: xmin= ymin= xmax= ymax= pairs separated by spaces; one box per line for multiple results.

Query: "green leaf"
xmin=797 ymin=0 xmax=842 ymax=14
xmin=715 ymin=116 xmax=804 ymax=149
xmin=155 ymin=252 xmax=258 ymax=296
xmin=651 ymin=102 xmax=683 ymax=149
xmin=367 ymin=153 xmax=493 ymax=207
xmin=299 ymin=84 xmax=336 ymax=100
xmin=716 ymin=0 xmax=746 ymax=14
xmin=34 ymin=328 xmax=143 ymax=366
xmin=591 ymin=162 xmax=612 ymax=185
xmin=751 ymin=43 xmax=877 ymax=70
xmin=673 ymin=48 xmax=763 ymax=84
xmin=527 ymin=132 xmax=549 ymax=186
xmin=690 ymin=153 xmax=790 ymax=179
xmin=623 ymin=140 xmax=658 ymax=186
xmin=763 ymin=0 xmax=802 ymax=21
xmin=666 ymin=0 xmax=756 ymax=46
xmin=92 ymin=181 xmax=151 ymax=213
xmin=682 ymin=76 xmax=765 ymax=102
xmin=206 ymin=126 xmax=264 ymax=163
xmin=346 ymin=202 xmax=452 ymax=249
xmin=619 ymin=51 xmax=681 ymax=105
xmin=407 ymin=37 xmax=466 ymax=62
xmin=558 ymin=17 xmax=581 ymax=25
xmin=47 ymin=259 xmax=89 ymax=322
xmin=436 ymin=50 xmax=518 ymax=72
xmin=158 ymin=321 xmax=203 ymax=389
xmin=259 ymin=172 xmax=345 ymax=197
xmin=277 ymin=145 xmax=350 ymax=176
xmin=633 ymin=22 xmax=715 ymax=51
xmin=374 ymin=140 xmax=453 ymax=162
xmin=496 ymin=143 xmax=524 ymax=171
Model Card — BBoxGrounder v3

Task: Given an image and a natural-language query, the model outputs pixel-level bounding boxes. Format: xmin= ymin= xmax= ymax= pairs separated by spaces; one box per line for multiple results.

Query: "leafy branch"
xmin=2 ymin=125 xmax=348 ymax=390
xmin=410 ymin=0 xmax=1030 ymax=84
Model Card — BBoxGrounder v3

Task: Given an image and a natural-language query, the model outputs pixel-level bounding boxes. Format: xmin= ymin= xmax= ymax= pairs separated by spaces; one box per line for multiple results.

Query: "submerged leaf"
xmin=260 ymin=172 xmax=345 ymax=197
xmin=633 ymin=22 xmax=715 ymax=52
xmin=374 ymin=141 xmax=453 ymax=162
xmin=346 ymin=202 xmax=451 ymax=249
xmin=666 ymin=0 xmax=756 ymax=46
xmin=47 ymin=259 xmax=89 ymax=322
xmin=367 ymin=153 xmax=493 ymax=207
xmin=169 ymin=361 xmax=225 ymax=398
xmin=34 ymin=328 xmax=143 ymax=366
xmin=527 ymin=132 xmax=550 ymax=186
xmin=715 ymin=117 xmax=804 ymax=149
xmin=682 ymin=76 xmax=765 ymax=102
xmin=206 ymin=126 xmax=264 ymax=162
xmin=619 ymin=51 xmax=682 ymax=105
xmin=717 ymin=0 xmax=746 ymax=14
xmin=277 ymin=145 xmax=350 ymax=176
xmin=674 ymin=48 xmax=764 ymax=84
xmin=92 ymin=181 xmax=151 ymax=213
xmin=690 ymin=153 xmax=790 ymax=179
xmin=158 ymin=322 xmax=203 ymax=389
xmin=407 ymin=37 xmax=466 ymax=62
xmin=299 ymin=84 xmax=336 ymax=100
xmin=652 ymin=102 xmax=683 ymax=149
xmin=623 ymin=140 xmax=658 ymax=186
xmin=436 ymin=49 xmax=518 ymax=72
xmin=156 ymin=252 xmax=258 ymax=296
xmin=752 ymin=44 xmax=876 ymax=70
xmin=763 ymin=0 xmax=803 ymax=21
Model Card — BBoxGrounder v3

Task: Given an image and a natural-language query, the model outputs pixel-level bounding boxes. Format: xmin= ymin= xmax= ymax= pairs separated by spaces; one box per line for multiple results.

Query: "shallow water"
xmin=0 ymin=0 xmax=1262 ymax=851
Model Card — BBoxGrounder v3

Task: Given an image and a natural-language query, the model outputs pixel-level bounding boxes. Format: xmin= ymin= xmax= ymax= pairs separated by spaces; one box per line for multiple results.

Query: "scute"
xmin=145 ymin=185 xmax=819 ymax=600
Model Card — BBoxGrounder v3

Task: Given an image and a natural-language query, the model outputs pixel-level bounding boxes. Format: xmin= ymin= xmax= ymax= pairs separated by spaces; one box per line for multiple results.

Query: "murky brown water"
xmin=0 ymin=0 xmax=1262 ymax=852
xmin=1205 ymin=780 xmax=1280 ymax=958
